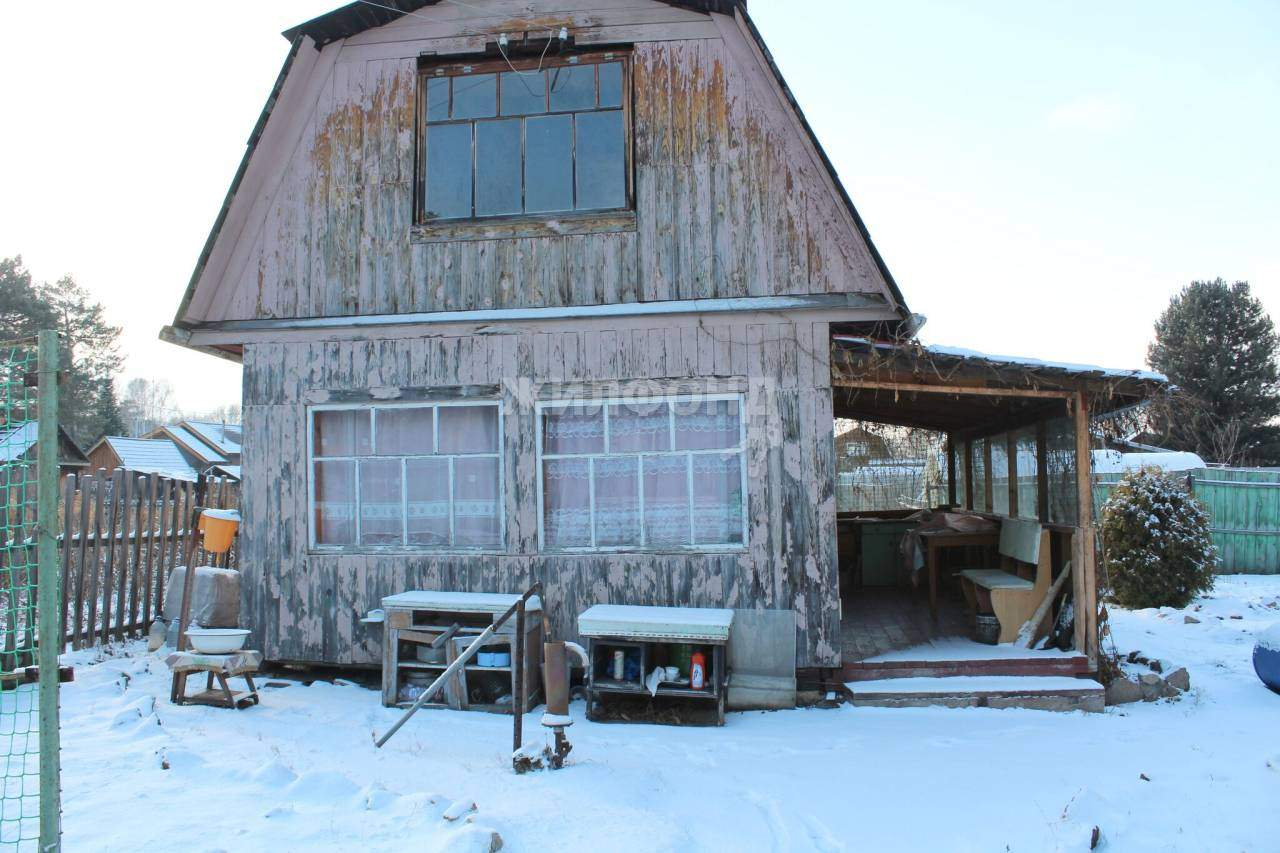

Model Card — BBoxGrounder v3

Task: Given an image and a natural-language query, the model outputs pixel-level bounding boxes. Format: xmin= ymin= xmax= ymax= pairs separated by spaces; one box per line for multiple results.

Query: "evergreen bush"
xmin=1101 ymin=467 xmax=1217 ymax=609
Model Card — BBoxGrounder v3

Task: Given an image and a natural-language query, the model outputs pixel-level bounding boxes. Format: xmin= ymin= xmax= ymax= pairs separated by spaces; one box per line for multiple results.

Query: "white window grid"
xmin=535 ymin=393 xmax=749 ymax=553
xmin=307 ymin=400 xmax=505 ymax=553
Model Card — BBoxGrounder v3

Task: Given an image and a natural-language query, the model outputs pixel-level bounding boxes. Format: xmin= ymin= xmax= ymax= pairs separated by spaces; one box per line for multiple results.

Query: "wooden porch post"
xmin=1072 ymin=389 xmax=1098 ymax=666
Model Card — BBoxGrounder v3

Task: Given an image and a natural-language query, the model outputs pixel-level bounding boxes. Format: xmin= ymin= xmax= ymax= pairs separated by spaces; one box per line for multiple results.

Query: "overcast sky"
xmin=1 ymin=0 xmax=1276 ymax=414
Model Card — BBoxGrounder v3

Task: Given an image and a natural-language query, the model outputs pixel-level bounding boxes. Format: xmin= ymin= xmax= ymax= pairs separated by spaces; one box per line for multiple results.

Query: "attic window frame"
xmin=413 ymin=50 xmax=635 ymax=233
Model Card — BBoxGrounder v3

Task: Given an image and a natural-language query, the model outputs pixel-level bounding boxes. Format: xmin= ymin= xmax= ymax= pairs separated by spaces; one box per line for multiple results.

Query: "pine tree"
xmin=1147 ymin=279 xmax=1280 ymax=465
xmin=92 ymin=379 xmax=125 ymax=439
xmin=0 ymin=257 xmax=124 ymax=447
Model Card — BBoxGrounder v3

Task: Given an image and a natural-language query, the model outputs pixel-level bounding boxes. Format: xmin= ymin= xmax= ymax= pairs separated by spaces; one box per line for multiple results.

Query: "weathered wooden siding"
xmin=187 ymin=1 xmax=894 ymax=323
xmin=239 ymin=317 xmax=840 ymax=668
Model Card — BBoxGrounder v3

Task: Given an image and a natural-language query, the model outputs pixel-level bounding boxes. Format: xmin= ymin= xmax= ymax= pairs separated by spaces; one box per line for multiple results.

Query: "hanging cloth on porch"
xmin=900 ymin=511 xmax=999 ymax=585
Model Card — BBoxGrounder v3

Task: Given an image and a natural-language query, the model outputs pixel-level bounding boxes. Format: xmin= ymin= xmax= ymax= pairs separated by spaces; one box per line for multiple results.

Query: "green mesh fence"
xmin=0 ymin=342 xmax=42 ymax=850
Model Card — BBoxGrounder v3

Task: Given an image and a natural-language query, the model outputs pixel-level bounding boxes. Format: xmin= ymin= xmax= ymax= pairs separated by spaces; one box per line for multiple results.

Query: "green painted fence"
xmin=1095 ymin=467 xmax=1280 ymax=574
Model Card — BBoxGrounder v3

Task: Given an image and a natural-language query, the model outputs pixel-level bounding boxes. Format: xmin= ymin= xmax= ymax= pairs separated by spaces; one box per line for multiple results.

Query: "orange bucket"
xmin=198 ymin=509 xmax=241 ymax=554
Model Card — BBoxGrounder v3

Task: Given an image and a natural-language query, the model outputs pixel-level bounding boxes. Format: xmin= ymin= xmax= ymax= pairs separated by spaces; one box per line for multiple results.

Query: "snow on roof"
xmin=832 ymin=336 xmax=1167 ymax=383
xmin=163 ymin=425 xmax=227 ymax=465
xmin=1091 ymin=449 xmax=1206 ymax=474
xmin=0 ymin=422 xmax=38 ymax=463
xmin=184 ymin=421 xmax=242 ymax=456
xmin=212 ymin=464 xmax=241 ymax=481
xmin=921 ymin=344 xmax=1167 ymax=383
xmin=104 ymin=437 xmax=200 ymax=481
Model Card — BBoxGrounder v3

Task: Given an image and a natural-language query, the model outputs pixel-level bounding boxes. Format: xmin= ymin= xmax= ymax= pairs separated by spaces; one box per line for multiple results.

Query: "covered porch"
xmin=828 ymin=336 xmax=1165 ymax=696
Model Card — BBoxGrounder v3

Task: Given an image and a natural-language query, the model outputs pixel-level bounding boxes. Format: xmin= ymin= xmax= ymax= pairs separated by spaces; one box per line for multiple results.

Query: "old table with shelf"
xmin=381 ymin=591 xmax=543 ymax=714
xmin=579 ymin=605 xmax=734 ymax=725
xmin=918 ymin=529 xmax=999 ymax=622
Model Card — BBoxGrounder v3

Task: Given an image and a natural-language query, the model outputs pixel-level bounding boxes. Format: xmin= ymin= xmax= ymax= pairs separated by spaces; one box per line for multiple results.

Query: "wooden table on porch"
xmin=918 ymin=529 xmax=999 ymax=622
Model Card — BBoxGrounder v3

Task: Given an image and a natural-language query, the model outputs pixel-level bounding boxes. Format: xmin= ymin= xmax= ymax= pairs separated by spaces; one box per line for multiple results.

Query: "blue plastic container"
xmin=1254 ymin=624 xmax=1280 ymax=696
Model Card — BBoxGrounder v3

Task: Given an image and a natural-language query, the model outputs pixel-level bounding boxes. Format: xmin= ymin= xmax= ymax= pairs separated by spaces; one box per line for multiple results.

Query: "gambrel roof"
xmin=284 ymin=0 xmax=748 ymax=47
xmin=167 ymin=0 xmax=912 ymax=357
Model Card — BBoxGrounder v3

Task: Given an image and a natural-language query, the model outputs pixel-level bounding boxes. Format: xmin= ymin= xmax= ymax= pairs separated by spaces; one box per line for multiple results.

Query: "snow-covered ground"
xmin=61 ymin=575 xmax=1280 ymax=852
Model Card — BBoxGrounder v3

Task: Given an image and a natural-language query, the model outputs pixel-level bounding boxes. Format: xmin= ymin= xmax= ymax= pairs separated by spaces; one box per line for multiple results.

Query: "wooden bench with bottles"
xmin=578 ymin=605 xmax=733 ymax=726
xmin=380 ymin=591 xmax=543 ymax=714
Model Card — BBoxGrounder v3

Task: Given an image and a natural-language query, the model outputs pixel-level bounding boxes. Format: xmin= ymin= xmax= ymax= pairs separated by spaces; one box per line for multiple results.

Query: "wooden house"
xmin=163 ymin=0 xmax=1163 ymax=693
xmin=144 ymin=419 xmax=243 ymax=480
xmin=87 ymin=436 xmax=201 ymax=481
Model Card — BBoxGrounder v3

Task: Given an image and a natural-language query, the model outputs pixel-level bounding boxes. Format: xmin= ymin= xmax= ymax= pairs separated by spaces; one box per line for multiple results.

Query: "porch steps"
xmin=842 ymin=653 xmax=1090 ymax=682
xmin=842 ymin=675 xmax=1105 ymax=713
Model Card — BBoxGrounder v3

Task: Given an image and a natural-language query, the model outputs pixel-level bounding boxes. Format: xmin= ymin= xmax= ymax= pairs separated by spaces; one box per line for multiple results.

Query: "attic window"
xmin=416 ymin=53 xmax=631 ymax=223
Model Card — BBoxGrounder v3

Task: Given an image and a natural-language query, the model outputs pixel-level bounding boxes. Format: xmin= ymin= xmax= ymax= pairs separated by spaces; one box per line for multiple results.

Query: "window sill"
xmin=540 ymin=546 xmax=748 ymax=556
xmin=308 ymin=547 xmax=506 ymax=557
xmin=412 ymin=209 xmax=636 ymax=244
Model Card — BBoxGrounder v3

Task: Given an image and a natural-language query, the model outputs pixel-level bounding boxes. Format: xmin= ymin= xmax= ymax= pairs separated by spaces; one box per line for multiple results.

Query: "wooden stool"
xmin=166 ymin=650 xmax=262 ymax=709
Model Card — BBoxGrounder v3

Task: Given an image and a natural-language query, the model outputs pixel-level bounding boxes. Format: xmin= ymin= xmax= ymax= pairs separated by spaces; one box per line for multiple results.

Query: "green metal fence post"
xmin=36 ymin=331 xmax=60 ymax=851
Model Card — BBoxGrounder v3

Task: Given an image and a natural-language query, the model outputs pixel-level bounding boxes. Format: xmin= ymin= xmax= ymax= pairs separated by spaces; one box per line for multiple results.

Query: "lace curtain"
xmin=540 ymin=397 xmax=745 ymax=550
xmin=311 ymin=404 xmax=501 ymax=548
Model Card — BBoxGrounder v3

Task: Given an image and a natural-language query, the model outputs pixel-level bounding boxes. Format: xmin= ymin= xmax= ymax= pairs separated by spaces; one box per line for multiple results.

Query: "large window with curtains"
xmin=308 ymin=402 xmax=503 ymax=551
xmin=537 ymin=395 xmax=747 ymax=552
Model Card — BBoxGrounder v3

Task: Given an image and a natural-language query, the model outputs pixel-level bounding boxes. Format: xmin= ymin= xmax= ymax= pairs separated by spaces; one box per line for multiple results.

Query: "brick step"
xmin=842 ymin=675 xmax=1104 ymax=713
xmin=842 ymin=654 xmax=1089 ymax=682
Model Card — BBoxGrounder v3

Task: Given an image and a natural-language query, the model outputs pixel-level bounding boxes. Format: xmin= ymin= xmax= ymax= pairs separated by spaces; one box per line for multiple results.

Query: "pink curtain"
xmin=406 ymin=457 xmax=450 ymax=546
xmin=376 ymin=408 xmax=433 ymax=455
xmin=439 ymin=405 xmax=499 ymax=453
xmin=692 ymin=453 xmax=743 ymax=545
xmin=543 ymin=458 xmax=592 ymax=546
xmin=542 ymin=405 xmax=604 ymax=455
xmin=454 ymin=457 xmax=501 ymax=547
xmin=313 ymin=460 xmax=355 ymax=545
xmin=313 ymin=410 xmax=371 ymax=457
xmin=643 ymin=455 xmax=691 ymax=546
xmin=593 ymin=456 xmax=640 ymax=546
xmin=358 ymin=459 xmax=403 ymax=545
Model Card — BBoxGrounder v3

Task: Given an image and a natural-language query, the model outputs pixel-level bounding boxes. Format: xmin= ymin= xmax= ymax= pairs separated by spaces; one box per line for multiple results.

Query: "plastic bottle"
xmin=690 ymin=651 xmax=706 ymax=690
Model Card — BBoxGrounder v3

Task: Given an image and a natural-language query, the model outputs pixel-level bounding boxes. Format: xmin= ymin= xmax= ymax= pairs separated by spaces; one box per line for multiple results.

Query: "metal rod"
xmin=377 ymin=584 xmax=541 ymax=749
xmin=375 ymin=622 xmax=498 ymax=748
xmin=36 ymin=330 xmax=61 ymax=851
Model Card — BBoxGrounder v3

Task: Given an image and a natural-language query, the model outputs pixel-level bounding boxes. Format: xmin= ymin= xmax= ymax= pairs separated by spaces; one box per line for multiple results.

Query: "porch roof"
xmin=830 ymin=337 xmax=1168 ymax=436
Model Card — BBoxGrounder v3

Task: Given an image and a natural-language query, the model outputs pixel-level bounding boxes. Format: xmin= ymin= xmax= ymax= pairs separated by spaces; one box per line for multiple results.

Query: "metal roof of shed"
xmin=184 ymin=421 xmax=243 ymax=457
xmin=100 ymin=437 xmax=200 ymax=481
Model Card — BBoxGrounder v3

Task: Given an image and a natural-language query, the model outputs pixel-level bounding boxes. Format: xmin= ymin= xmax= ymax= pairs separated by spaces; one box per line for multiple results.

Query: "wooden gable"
xmin=170 ymin=0 xmax=909 ymax=335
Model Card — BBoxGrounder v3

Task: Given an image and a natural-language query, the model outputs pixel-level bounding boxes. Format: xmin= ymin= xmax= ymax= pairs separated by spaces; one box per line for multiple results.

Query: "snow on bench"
xmin=578 ymin=605 xmax=734 ymax=642
xmin=381 ymin=591 xmax=542 ymax=614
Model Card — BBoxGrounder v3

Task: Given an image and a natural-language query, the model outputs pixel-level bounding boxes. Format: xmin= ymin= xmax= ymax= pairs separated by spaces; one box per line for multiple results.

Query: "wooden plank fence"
xmin=56 ymin=469 xmax=240 ymax=651
xmin=1096 ymin=467 xmax=1280 ymax=574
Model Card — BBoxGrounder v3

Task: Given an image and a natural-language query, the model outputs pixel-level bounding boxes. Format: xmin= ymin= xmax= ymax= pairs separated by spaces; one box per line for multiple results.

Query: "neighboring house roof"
xmin=184 ymin=421 xmax=243 ymax=457
xmin=1092 ymin=450 xmax=1206 ymax=475
xmin=163 ymin=425 xmax=229 ymax=466
xmin=92 ymin=437 xmax=201 ymax=481
xmin=0 ymin=422 xmax=90 ymax=467
xmin=211 ymin=464 xmax=242 ymax=481
xmin=167 ymin=0 xmax=911 ymax=352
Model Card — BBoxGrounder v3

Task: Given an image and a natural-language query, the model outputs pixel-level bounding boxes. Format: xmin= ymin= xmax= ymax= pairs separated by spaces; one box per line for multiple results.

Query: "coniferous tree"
xmin=92 ymin=379 xmax=125 ymax=439
xmin=0 ymin=256 xmax=124 ymax=446
xmin=1147 ymin=279 xmax=1280 ymax=465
